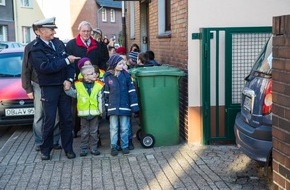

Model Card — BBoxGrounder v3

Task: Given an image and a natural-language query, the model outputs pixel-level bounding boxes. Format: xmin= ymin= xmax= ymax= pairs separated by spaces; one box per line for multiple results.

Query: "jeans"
xmin=128 ymin=117 xmax=133 ymax=140
xmin=110 ymin=115 xmax=130 ymax=149
xmin=32 ymin=82 xmax=60 ymax=147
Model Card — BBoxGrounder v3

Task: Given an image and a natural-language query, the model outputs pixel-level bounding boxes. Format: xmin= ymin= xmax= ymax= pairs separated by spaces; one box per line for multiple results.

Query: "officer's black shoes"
xmin=35 ymin=146 xmax=41 ymax=151
xmin=80 ymin=149 xmax=88 ymax=157
xmin=91 ymin=149 xmax=100 ymax=156
xmin=65 ymin=151 xmax=76 ymax=159
xmin=41 ymin=153 xmax=50 ymax=160
xmin=53 ymin=144 xmax=62 ymax=150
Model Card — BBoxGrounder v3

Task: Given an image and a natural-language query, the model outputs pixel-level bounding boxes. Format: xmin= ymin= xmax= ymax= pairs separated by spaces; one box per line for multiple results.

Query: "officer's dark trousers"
xmin=40 ymin=85 xmax=74 ymax=156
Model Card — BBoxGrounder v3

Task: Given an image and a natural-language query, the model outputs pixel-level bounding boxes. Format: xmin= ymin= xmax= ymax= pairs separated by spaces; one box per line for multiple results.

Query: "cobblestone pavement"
xmin=0 ymin=119 xmax=272 ymax=190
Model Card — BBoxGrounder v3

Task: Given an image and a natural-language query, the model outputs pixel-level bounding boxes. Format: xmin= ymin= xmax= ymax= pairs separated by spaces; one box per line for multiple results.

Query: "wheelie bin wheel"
xmin=136 ymin=129 xmax=142 ymax=141
xmin=141 ymin=134 xmax=155 ymax=148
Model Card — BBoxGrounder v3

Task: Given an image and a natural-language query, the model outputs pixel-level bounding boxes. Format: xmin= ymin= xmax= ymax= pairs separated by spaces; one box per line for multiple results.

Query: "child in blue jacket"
xmin=104 ymin=54 xmax=139 ymax=156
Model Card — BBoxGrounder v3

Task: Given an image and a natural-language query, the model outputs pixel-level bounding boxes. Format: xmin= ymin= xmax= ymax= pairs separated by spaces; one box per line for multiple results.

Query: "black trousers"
xmin=40 ymin=85 xmax=74 ymax=155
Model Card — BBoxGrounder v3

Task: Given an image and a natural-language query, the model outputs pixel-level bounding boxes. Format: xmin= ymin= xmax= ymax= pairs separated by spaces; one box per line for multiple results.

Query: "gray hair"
xmin=78 ymin=21 xmax=92 ymax=31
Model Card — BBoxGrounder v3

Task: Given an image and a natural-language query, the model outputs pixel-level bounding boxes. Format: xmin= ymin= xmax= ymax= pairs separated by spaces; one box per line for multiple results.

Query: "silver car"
xmin=234 ymin=36 xmax=272 ymax=165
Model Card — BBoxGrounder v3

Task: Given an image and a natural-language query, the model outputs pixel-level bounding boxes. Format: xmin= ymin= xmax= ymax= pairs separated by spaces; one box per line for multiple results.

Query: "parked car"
xmin=0 ymin=47 xmax=34 ymax=126
xmin=234 ymin=36 xmax=272 ymax=165
xmin=0 ymin=41 xmax=23 ymax=50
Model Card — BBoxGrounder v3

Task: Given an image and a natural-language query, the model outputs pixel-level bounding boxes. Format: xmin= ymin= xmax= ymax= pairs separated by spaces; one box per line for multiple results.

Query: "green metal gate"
xmin=200 ymin=27 xmax=272 ymax=144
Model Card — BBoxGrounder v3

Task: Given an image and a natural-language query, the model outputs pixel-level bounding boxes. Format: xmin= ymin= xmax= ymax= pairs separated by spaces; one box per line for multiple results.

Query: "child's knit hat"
xmin=107 ymin=54 xmax=123 ymax=70
xmin=77 ymin=57 xmax=90 ymax=69
xmin=128 ymin=51 xmax=138 ymax=63
xmin=116 ymin=46 xmax=127 ymax=55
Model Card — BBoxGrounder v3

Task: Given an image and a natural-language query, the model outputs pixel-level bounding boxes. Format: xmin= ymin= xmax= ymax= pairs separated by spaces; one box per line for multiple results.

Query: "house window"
xmin=165 ymin=0 xmax=171 ymax=31
xmin=22 ymin=26 xmax=33 ymax=44
xmin=0 ymin=25 xmax=8 ymax=41
xmin=158 ymin=0 xmax=171 ymax=36
xmin=21 ymin=0 xmax=32 ymax=8
xmin=129 ymin=2 xmax=135 ymax=39
xmin=110 ymin=9 xmax=115 ymax=23
xmin=102 ymin=8 xmax=107 ymax=22
xmin=0 ymin=0 xmax=5 ymax=6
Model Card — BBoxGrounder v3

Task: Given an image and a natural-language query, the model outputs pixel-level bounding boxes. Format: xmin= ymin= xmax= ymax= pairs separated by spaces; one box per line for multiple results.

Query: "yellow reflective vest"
xmin=75 ymin=80 xmax=104 ymax=116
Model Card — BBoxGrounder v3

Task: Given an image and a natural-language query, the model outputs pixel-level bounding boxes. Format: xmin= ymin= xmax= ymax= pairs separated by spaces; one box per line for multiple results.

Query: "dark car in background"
xmin=234 ymin=36 xmax=272 ymax=165
xmin=0 ymin=48 xmax=34 ymax=126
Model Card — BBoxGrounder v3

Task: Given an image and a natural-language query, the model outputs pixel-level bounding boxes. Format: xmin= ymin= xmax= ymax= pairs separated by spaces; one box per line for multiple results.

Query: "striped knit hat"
xmin=128 ymin=51 xmax=138 ymax=63
xmin=107 ymin=54 xmax=123 ymax=70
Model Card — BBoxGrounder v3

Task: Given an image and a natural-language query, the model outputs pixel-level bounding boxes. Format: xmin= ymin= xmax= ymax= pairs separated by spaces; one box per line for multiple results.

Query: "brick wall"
xmin=272 ymin=14 xmax=290 ymax=190
xmin=126 ymin=0 xmax=189 ymax=142
xmin=71 ymin=0 xmax=97 ymax=37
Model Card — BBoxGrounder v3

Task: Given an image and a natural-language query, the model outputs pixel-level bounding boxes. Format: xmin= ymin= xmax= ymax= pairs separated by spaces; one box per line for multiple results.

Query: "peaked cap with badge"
xmin=32 ymin=17 xmax=58 ymax=31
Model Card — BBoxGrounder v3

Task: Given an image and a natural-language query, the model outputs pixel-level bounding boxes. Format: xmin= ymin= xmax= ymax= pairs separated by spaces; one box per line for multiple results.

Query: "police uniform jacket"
xmin=66 ymin=35 xmax=102 ymax=76
xmin=104 ymin=70 xmax=139 ymax=116
xmin=28 ymin=37 xmax=74 ymax=86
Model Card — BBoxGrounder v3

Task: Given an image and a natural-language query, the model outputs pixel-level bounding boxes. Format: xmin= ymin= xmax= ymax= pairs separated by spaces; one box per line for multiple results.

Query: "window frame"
xmin=0 ymin=25 xmax=8 ymax=41
xmin=102 ymin=8 xmax=107 ymax=22
xmin=0 ymin=0 xmax=5 ymax=6
xmin=110 ymin=9 xmax=116 ymax=23
xmin=158 ymin=0 xmax=171 ymax=38
xmin=129 ymin=2 xmax=135 ymax=39
xmin=22 ymin=26 xmax=33 ymax=44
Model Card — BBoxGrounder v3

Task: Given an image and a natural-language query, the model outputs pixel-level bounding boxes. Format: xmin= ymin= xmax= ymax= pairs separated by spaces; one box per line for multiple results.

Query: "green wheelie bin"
xmin=130 ymin=66 xmax=185 ymax=148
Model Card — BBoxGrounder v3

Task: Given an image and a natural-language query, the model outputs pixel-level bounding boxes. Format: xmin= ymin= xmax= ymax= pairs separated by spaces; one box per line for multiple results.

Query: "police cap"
xmin=32 ymin=17 xmax=58 ymax=31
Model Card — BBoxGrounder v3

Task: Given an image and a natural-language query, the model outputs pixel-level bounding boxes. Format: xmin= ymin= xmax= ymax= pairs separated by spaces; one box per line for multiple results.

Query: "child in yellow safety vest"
xmin=64 ymin=64 xmax=104 ymax=157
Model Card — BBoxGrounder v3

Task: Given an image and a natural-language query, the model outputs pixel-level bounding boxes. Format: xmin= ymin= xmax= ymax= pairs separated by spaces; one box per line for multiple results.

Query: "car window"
xmin=0 ymin=44 xmax=8 ymax=49
xmin=250 ymin=36 xmax=272 ymax=75
xmin=0 ymin=53 xmax=23 ymax=77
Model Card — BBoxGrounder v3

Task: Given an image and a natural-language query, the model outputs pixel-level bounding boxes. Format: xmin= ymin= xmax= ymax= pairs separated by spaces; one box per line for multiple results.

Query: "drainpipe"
xmin=97 ymin=6 xmax=104 ymax=28
xmin=13 ymin=0 xmax=19 ymax=42
xmin=122 ymin=1 xmax=127 ymax=48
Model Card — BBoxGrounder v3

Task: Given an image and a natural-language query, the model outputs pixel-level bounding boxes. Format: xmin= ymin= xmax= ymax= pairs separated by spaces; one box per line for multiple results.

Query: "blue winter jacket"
xmin=28 ymin=37 xmax=74 ymax=86
xmin=104 ymin=70 xmax=139 ymax=116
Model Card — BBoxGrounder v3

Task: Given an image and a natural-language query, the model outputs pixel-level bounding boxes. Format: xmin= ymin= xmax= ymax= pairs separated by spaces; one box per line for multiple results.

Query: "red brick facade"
xmin=272 ymin=14 xmax=290 ymax=190
xmin=70 ymin=0 xmax=122 ymax=42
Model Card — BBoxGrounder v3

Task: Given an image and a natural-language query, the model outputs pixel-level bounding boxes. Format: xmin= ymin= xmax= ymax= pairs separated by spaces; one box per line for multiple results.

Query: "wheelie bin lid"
xmin=129 ymin=65 xmax=185 ymax=77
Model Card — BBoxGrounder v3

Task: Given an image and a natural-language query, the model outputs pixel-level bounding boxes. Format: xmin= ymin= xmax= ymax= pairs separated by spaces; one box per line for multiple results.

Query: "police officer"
xmin=28 ymin=17 xmax=80 ymax=160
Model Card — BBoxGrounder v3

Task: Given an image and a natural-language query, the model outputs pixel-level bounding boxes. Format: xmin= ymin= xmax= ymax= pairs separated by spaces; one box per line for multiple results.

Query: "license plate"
xmin=5 ymin=108 xmax=35 ymax=116
xmin=243 ymin=96 xmax=252 ymax=112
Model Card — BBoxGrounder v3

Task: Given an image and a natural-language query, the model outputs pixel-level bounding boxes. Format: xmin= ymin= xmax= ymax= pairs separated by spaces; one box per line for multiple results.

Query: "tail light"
xmin=262 ymin=80 xmax=272 ymax=115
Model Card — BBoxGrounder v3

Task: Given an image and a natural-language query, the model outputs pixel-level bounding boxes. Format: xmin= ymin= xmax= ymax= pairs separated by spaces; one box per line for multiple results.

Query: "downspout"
xmin=122 ymin=1 xmax=127 ymax=48
xmin=13 ymin=0 xmax=19 ymax=42
xmin=97 ymin=6 xmax=104 ymax=28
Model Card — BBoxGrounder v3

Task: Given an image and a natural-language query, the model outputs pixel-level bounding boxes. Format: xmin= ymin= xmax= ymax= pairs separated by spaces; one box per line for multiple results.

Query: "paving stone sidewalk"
xmin=0 ymin=119 xmax=272 ymax=190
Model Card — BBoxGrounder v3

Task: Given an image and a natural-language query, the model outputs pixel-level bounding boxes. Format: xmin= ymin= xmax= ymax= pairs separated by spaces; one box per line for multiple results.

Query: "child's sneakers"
xmin=122 ymin=148 xmax=130 ymax=155
xmin=80 ymin=149 xmax=88 ymax=157
xmin=111 ymin=148 xmax=118 ymax=156
xmin=91 ymin=149 xmax=100 ymax=156
xmin=128 ymin=140 xmax=134 ymax=150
